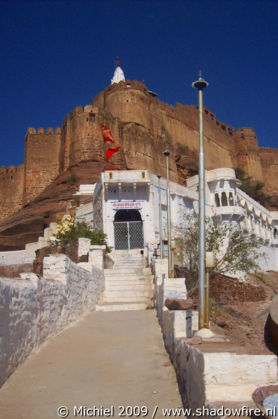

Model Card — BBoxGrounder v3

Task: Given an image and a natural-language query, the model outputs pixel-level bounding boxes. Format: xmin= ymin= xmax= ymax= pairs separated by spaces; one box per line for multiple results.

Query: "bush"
xmin=175 ymin=214 xmax=267 ymax=294
xmin=54 ymin=221 xmax=111 ymax=253
xmin=66 ymin=171 xmax=79 ymax=184
xmin=235 ymin=167 xmax=277 ymax=208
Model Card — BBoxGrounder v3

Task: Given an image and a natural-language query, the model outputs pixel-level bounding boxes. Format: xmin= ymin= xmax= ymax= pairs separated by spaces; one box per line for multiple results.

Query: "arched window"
xmin=221 ymin=192 xmax=228 ymax=206
xmin=215 ymin=193 xmax=220 ymax=207
xmin=229 ymin=192 xmax=234 ymax=206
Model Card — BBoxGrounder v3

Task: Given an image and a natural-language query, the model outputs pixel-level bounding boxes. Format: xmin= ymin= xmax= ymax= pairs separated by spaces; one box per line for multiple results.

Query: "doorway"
xmin=114 ymin=209 xmax=144 ymax=250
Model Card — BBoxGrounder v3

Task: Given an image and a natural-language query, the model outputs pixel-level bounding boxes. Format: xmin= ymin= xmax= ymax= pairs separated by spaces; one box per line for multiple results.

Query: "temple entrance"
xmin=114 ymin=209 xmax=144 ymax=250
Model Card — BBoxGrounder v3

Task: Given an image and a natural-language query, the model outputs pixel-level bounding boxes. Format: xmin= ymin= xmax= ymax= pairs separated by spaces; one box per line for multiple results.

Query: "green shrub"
xmin=66 ymin=171 xmax=79 ymax=184
xmin=235 ymin=168 xmax=277 ymax=209
xmin=54 ymin=221 xmax=111 ymax=253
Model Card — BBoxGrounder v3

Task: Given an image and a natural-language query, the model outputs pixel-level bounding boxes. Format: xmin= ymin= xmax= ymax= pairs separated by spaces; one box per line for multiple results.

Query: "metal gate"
xmin=114 ymin=221 xmax=144 ymax=250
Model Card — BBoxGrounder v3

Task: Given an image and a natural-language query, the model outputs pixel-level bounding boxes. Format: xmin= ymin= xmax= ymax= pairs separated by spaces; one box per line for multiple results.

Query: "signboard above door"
xmin=112 ymin=202 xmax=143 ymax=210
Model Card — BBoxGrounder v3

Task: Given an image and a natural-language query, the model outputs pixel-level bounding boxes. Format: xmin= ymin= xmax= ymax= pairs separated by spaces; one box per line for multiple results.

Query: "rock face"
xmin=0 ymin=80 xmax=278 ymax=249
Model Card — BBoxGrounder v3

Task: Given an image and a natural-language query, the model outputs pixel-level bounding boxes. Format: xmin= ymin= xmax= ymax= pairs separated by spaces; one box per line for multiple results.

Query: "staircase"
xmin=96 ymin=250 xmax=154 ymax=311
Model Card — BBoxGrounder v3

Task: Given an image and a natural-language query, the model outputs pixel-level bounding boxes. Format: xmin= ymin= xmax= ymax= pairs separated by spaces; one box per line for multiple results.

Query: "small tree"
xmin=54 ymin=221 xmax=111 ymax=253
xmin=175 ymin=214 xmax=267 ymax=292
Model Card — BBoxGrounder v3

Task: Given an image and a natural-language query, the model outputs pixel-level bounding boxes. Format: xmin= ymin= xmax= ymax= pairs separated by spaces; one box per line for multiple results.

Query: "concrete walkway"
xmin=0 ymin=310 xmax=182 ymax=419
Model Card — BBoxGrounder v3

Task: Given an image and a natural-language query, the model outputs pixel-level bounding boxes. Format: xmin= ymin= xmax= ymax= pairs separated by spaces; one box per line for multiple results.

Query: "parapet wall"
xmin=0 ymin=254 xmax=104 ymax=387
xmin=259 ymin=147 xmax=278 ymax=195
xmin=153 ymin=260 xmax=278 ymax=412
xmin=23 ymin=128 xmax=62 ymax=203
xmin=0 ymin=164 xmax=24 ymax=221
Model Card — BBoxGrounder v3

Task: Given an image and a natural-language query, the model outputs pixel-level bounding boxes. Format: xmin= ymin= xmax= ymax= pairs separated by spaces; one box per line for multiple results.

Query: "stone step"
xmin=114 ymin=262 xmax=146 ymax=268
xmin=104 ymin=289 xmax=154 ymax=299
xmin=114 ymin=250 xmax=144 ymax=255
xmin=38 ymin=237 xmax=49 ymax=249
xmin=102 ymin=295 xmax=153 ymax=304
xmin=105 ymin=282 xmax=154 ymax=290
xmin=114 ymin=255 xmax=145 ymax=259
xmin=96 ymin=301 xmax=153 ymax=312
xmin=104 ymin=267 xmax=151 ymax=275
xmin=104 ymin=274 xmax=153 ymax=281
xmin=113 ymin=255 xmax=145 ymax=260
xmin=207 ymin=384 xmax=262 ymax=404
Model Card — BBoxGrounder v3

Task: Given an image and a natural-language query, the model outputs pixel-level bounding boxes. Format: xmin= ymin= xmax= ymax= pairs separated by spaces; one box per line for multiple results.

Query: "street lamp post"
xmin=163 ymin=149 xmax=173 ymax=278
xmin=157 ymin=174 xmax=163 ymax=259
xmin=192 ymin=74 xmax=209 ymax=330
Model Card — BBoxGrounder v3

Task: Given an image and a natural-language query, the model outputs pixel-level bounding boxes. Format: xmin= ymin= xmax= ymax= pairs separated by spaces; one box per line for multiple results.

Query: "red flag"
xmin=105 ymin=147 xmax=120 ymax=161
xmin=100 ymin=124 xmax=115 ymax=143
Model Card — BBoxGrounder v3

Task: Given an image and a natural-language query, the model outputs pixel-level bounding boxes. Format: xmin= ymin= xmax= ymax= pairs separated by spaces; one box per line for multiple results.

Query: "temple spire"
xmin=111 ymin=60 xmax=125 ymax=84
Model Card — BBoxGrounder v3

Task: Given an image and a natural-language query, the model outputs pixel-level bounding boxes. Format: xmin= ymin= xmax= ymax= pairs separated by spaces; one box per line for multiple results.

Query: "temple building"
xmin=74 ymin=168 xmax=278 ymax=271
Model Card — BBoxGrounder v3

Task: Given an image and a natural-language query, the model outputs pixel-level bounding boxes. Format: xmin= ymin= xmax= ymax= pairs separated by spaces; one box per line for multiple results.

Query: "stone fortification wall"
xmin=99 ymin=81 xmax=268 ymax=184
xmin=0 ymin=165 xmax=24 ymax=221
xmin=60 ymin=104 xmax=126 ymax=171
xmin=23 ymin=127 xmax=62 ymax=204
xmin=260 ymin=147 xmax=278 ymax=195
xmin=0 ymin=254 xmax=104 ymax=387
xmin=0 ymin=80 xmax=277 ymax=224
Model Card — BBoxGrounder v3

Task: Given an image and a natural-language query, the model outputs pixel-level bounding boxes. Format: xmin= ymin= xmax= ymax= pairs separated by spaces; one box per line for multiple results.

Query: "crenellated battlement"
xmin=26 ymin=127 xmax=61 ymax=136
xmin=105 ymin=80 xmax=149 ymax=96
xmin=0 ymin=165 xmax=23 ymax=176
xmin=203 ymin=107 xmax=234 ymax=135
xmin=70 ymin=106 xmax=84 ymax=119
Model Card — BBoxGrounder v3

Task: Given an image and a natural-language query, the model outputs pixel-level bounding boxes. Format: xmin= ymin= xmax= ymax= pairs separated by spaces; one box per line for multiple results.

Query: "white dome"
xmin=111 ymin=65 xmax=125 ymax=84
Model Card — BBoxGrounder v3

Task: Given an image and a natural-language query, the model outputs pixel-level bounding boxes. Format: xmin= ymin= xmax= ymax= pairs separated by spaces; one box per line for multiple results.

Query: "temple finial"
xmin=111 ymin=59 xmax=125 ymax=84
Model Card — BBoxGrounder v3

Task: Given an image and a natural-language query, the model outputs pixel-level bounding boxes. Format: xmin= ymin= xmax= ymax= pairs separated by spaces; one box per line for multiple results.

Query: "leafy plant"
xmin=235 ymin=168 xmax=277 ymax=208
xmin=66 ymin=171 xmax=79 ymax=184
xmin=175 ymin=214 xmax=266 ymax=293
xmin=54 ymin=221 xmax=111 ymax=253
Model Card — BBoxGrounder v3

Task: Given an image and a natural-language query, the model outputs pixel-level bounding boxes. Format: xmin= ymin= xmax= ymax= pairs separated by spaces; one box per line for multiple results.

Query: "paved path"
xmin=0 ymin=310 xmax=182 ymax=419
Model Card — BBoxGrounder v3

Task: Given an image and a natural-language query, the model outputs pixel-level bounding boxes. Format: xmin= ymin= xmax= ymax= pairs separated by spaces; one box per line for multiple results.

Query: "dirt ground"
xmin=207 ymin=271 xmax=278 ymax=354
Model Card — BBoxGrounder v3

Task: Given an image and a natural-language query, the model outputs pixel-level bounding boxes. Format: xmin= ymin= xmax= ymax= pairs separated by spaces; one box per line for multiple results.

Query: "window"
xmin=221 ymin=192 xmax=228 ymax=206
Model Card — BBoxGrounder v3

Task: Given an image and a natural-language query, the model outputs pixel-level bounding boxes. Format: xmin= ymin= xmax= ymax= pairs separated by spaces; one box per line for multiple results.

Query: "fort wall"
xmin=68 ymin=105 xmax=104 ymax=167
xmin=0 ymin=165 xmax=24 ymax=221
xmin=23 ymin=127 xmax=62 ymax=204
xmin=260 ymin=147 xmax=278 ymax=195
xmin=0 ymin=80 xmax=277 ymax=224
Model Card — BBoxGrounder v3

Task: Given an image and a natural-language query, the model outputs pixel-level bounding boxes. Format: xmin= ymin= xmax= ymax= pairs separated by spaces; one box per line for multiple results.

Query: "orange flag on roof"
xmin=105 ymin=147 xmax=120 ymax=161
xmin=100 ymin=124 xmax=115 ymax=143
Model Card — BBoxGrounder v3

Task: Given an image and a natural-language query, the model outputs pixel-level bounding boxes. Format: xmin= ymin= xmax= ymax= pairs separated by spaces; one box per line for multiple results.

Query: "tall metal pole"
xmin=157 ymin=174 xmax=163 ymax=259
xmin=163 ymin=149 xmax=173 ymax=277
xmin=192 ymin=74 xmax=209 ymax=330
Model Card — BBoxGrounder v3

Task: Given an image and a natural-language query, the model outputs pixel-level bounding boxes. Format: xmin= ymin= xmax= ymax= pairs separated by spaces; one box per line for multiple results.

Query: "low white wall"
xmin=259 ymin=245 xmax=278 ymax=271
xmin=0 ymin=250 xmax=34 ymax=266
xmin=0 ymin=222 xmax=58 ymax=267
xmin=153 ymin=259 xmax=278 ymax=411
xmin=0 ymin=255 xmax=104 ymax=387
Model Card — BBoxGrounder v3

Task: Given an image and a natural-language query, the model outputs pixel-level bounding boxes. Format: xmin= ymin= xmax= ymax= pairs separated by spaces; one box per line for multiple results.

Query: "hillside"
xmin=0 ymin=80 xmax=278 ymax=250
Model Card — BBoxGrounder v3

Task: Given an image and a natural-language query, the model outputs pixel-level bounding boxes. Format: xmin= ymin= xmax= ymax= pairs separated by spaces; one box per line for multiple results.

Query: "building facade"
xmin=75 ymin=168 xmax=278 ymax=271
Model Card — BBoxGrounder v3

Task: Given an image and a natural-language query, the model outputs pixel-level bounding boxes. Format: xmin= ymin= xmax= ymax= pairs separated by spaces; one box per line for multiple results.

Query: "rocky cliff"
xmin=0 ymin=80 xmax=278 ymax=250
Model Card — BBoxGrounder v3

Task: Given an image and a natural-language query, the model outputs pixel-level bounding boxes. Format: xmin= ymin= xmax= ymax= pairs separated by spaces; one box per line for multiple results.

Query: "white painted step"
xmin=104 ymin=289 xmax=153 ymax=299
xmin=104 ymin=268 xmax=151 ymax=275
xmin=104 ymin=274 xmax=153 ymax=281
xmin=96 ymin=301 xmax=153 ymax=312
xmin=115 ymin=258 xmax=146 ymax=266
xmin=105 ymin=282 xmax=153 ymax=290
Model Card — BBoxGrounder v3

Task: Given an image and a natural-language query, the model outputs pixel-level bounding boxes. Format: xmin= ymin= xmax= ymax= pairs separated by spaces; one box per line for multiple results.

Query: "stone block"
xmin=78 ymin=238 xmax=91 ymax=259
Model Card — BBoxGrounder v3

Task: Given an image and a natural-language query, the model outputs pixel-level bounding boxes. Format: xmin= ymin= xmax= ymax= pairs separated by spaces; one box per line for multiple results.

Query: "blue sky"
xmin=1 ymin=0 xmax=278 ymax=167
